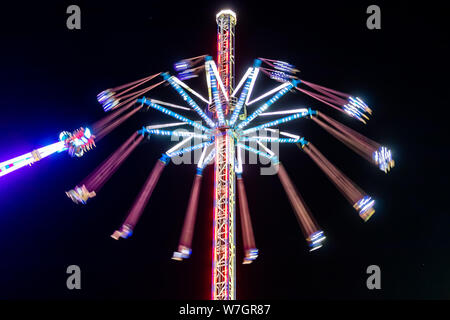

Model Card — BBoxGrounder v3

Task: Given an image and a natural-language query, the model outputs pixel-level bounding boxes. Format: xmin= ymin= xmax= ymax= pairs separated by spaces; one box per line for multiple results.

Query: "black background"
xmin=0 ymin=0 xmax=448 ymax=300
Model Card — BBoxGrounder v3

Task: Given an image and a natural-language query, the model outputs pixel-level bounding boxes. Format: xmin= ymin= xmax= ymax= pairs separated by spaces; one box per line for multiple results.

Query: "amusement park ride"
xmin=0 ymin=9 xmax=394 ymax=300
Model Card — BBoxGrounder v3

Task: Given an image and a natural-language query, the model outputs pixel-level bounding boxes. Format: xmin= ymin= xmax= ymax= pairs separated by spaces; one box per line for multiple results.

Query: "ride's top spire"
xmin=216 ymin=9 xmax=237 ymax=24
xmin=216 ymin=9 xmax=237 ymax=108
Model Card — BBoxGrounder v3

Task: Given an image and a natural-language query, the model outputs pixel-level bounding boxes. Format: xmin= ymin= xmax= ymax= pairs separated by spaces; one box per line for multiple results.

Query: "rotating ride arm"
xmin=162 ymin=72 xmax=216 ymax=128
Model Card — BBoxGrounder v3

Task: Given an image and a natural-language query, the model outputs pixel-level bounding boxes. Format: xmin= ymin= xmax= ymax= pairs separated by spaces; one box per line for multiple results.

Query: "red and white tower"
xmin=212 ymin=9 xmax=237 ymax=300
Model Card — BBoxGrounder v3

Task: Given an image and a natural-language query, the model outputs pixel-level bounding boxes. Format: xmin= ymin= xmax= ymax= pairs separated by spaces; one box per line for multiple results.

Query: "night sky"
xmin=0 ymin=1 xmax=448 ymax=300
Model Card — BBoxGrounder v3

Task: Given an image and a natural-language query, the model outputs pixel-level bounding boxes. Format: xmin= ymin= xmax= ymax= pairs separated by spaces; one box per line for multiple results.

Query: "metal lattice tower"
xmin=213 ymin=130 xmax=236 ymax=300
xmin=212 ymin=9 xmax=237 ymax=300
xmin=216 ymin=10 xmax=236 ymax=99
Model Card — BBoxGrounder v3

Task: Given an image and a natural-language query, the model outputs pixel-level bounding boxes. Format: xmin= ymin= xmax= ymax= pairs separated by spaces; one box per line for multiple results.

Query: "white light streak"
xmin=208 ymin=61 xmax=229 ymax=101
xmin=231 ymin=67 xmax=252 ymax=97
xmin=247 ymin=82 xmax=290 ymax=106
xmin=202 ymin=148 xmax=216 ymax=167
xmin=172 ymin=77 xmax=210 ymax=104
xmin=145 ymin=122 xmax=186 ymax=130
xmin=265 ymin=128 xmax=301 ymax=140
xmin=166 ymin=136 xmax=193 ymax=154
xmin=216 ymin=9 xmax=237 ymax=22
xmin=236 ymin=145 xmax=243 ymax=174
xmin=245 ymin=67 xmax=259 ymax=105
xmin=0 ymin=153 xmax=32 ymax=168
xmin=205 ymin=63 xmax=212 ymax=103
xmin=257 ymin=141 xmax=275 ymax=156
xmin=197 ymin=145 xmax=210 ymax=168
xmin=260 ymin=108 xmax=309 ymax=116
xmin=150 ymin=99 xmax=191 ymax=111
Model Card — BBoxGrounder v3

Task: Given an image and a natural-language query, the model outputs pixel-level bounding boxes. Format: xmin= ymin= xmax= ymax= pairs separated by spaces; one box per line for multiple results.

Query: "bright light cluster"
xmin=174 ymin=60 xmax=191 ymax=72
xmin=260 ymin=58 xmax=298 ymax=83
xmin=241 ymin=110 xmax=313 ymax=135
xmin=354 ymin=195 xmax=375 ymax=222
xmin=59 ymin=127 xmax=96 ymax=158
xmin=141 ymin=128 xmax=210 ymax=140
xmin=0 ymin=141 xmax=66 ymax=177
xmin=198 ymin=148 xmax=216 ymax=169
xmin=0 ymin=10 xmax=395 ymax=301
xmin=205 ymin=58 xmax=226 ymax=126
xmin=373 ymin=146 xmax=395 ymax=173
xmin=307 ymin=230 xmax=326 ymax=251
xmin=139 ymin=98 xmax=211 ymax=133
xmin=240 ymin=136 xmax=308 ymax=145
xmin=97 ymin=89 xmax=119 ymax=111
xmin=163 ymin=74 xmax=216 ymax=128
xmin=177 ymin=69 xmax=198 ymax=81
xmin=269 ymin=70 xmax=292 ymax=82
xmin=243 ymin=248 xmax=259 ymax=264
xmin=273 ymin=60 xmax=298 ymax=73
xmin=65 ymin=184 xmax=96 ymax=204
xmin=229 ymin=61 xmax=261 ymax=126
xmin=237 ymin=80 xmax=300 ymax=129
xmin=172 ymin=245 xmax=192 ymax=261
xmin=166 ymin=141 xmax=213 ymax=158
xmin=97 ymin=89 xmax=113 ymax=103
xmin=111 ymin=223 xmax=133 ymax=240
xmin=173 ymin=55 xmax=207 ymax=82
xmin=236 ymin=143 xmax=279 ymax=163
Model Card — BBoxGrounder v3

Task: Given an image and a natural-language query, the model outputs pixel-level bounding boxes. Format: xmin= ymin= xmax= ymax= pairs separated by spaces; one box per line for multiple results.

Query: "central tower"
xmin=212 ymin=9 xmax=237 ymax=300
xmin=216 ymin=9 xmax=236 ymax=104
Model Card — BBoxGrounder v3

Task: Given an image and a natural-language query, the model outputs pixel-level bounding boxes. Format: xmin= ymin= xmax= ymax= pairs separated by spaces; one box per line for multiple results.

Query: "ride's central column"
xmin=213 ymin=10 xmax=237 ymax=300
xmin=213 ymin=129 xmax=236 ymax=300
